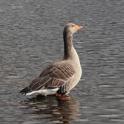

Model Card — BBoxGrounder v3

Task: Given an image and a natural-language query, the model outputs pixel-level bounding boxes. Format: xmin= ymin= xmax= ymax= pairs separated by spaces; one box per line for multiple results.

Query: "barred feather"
xmin=20 ymin=62 xmax=75 ymax=95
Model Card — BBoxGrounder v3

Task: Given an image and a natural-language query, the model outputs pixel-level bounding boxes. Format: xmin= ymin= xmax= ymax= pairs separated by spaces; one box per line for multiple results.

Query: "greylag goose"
xmin=20 ymin=23 xmax=83 ymax=96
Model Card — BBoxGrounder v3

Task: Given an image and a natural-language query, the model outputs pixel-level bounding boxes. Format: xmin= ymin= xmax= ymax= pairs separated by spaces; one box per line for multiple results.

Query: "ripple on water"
xmin=104 ymin=94 xmax=124 ymax=99
xmin=111 ymin=119 xmax=124 ymax=122
xmin=98 ymin=114 xmax=123 ymax=118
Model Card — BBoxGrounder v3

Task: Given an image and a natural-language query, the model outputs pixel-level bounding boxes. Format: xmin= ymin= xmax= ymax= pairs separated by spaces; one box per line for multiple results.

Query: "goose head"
xmin=64 ymin=23 xmax=83 ymax=34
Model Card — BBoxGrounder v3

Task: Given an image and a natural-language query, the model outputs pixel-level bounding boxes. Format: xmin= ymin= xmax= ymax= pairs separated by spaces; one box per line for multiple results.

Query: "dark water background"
xmin=0 ymin=0 xmax=124 ymax=124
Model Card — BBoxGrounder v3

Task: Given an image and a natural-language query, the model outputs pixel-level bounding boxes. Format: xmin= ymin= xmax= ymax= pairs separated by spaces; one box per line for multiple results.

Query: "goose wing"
xmin=20 ymin=62 xmax=75 ymax=94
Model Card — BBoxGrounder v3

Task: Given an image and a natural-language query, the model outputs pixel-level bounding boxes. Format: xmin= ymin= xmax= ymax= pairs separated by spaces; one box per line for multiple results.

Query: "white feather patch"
xmin=26 ymin=88 xmax=59 ymax=96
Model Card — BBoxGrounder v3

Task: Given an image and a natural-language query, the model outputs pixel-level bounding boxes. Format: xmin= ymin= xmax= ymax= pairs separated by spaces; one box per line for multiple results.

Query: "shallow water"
xmin=0 ymin=0 xmax=124 ymax=124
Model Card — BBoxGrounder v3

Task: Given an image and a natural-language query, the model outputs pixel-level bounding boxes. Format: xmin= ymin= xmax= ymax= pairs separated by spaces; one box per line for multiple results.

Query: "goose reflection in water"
xmin=20 ymin=95 xmax=80 ymax=124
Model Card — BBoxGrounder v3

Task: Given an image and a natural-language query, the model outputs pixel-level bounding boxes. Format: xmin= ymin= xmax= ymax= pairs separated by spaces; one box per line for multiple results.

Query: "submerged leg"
xmin=56 ymin=93 xmax=70 ymax=101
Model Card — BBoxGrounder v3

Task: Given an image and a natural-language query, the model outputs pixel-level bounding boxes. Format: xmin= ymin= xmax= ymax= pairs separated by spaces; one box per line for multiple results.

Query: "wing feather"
xmin=25 ymin=62 xmax=75 ymax=93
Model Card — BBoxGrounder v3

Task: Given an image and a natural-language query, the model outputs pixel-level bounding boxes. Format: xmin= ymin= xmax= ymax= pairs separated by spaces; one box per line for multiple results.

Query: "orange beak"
xmin=75 ymin=24 xmax=83 ymax=31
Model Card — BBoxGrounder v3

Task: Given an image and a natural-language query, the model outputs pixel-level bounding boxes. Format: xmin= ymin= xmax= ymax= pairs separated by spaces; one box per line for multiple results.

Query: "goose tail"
xmin=20 ymin=87 xmax=30 ymax=95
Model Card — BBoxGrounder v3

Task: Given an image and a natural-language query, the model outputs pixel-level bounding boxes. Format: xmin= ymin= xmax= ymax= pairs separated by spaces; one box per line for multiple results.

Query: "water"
xmin=0 ymin=0 xmax=124 ymax=124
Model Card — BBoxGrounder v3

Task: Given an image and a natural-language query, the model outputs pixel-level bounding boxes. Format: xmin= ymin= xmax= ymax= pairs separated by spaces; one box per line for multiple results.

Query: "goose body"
xmin=20 ymin=23 xmax=83 ymax=96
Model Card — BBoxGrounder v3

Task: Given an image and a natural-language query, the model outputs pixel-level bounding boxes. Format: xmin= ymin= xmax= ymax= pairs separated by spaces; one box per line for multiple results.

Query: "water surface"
xmin=0 ymin=0 xmax=124 ymax=124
